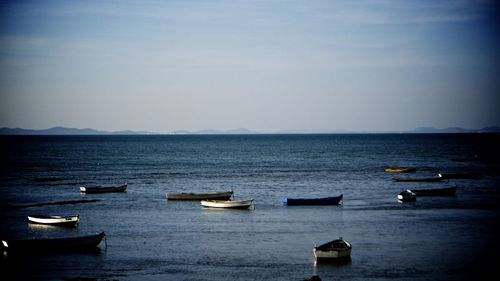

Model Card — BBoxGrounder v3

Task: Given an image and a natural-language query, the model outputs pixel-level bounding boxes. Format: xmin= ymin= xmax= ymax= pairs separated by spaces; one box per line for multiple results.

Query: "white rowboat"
xmin=28 ymin=215 xmax=80 ymax=226
xmin=201 ymin=199 xmax=254 ymax=209
xmin=314 ymin=238 xmax=352 ymax=261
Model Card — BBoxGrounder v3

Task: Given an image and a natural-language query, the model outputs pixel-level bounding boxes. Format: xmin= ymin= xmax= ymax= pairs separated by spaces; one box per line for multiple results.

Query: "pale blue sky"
xmin=1 ymin=0 xmax=499 ymax=132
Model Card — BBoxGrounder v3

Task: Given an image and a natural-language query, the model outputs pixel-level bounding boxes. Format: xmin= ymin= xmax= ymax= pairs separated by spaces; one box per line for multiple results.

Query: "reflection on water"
xmin=1 ymin=247 xmax=106 ymax=280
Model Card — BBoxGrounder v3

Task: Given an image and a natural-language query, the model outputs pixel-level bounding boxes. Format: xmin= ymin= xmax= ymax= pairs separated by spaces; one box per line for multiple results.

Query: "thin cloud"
xmin=321 ymin=0 xmax=492 ymax=25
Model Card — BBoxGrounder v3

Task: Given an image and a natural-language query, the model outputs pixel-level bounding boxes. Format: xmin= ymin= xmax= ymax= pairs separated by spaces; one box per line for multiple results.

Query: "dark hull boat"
xmin=283 ymin=194 xmax=343 ymax=206
xmin=1 ymin=232 xmax=105 ymax=252
xmin=438 ymin=172 xmax=481 ymax=180
xmin=398 ymin=190 xmax=417 ymax=202
xmin=393 ymin=176 xmax=444 ymax=182
xmin=80 ymin=184 xmax=127 ymax=194
xmin=166 ymin=191 xmax=233 ymax=200
xmin=410 ymin=186 xmax=457 ymax=196
xmin=27 ymin=215 xmax=79 ymax=227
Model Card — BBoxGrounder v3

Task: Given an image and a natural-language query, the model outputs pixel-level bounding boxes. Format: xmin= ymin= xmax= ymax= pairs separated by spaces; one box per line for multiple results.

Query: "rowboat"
xmin=283 ymin=194 xmax=343 ymax=206
xmin=80 ymin=184 xmax=127 ymax=194
xmin=410 ymin=186 xmax=457 ymax=196
xmin=438 ymin=172 xmax=481 ymax=180
xmin=384 ymin=167 xmax=416 ymax=173
xmin=28 ymin=215 xmax=79 ymax=226
xmin=314 ymin=237 xmax=352 ymax=261
xmin=1 ymin=232 xmax=105 ymax=252
xmin=201 ymin=199 xmax=254 ymax=209
xmin=166 ymin=191 xmax=233 ymax=200
xmin=398 ymin=190 xmax=417 ymax=202
xmin=393 ymin=176 xmax=444 ymax=182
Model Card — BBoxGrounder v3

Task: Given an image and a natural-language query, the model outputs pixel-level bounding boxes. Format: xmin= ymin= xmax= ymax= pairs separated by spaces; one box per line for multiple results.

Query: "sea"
xmin=0 ymin=134 xmax=499 ymax=281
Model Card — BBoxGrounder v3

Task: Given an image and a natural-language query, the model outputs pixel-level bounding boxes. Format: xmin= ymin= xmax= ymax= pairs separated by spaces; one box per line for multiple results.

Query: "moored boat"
xmin=314 ymin=237 xmax=352 ymax=261
xmin=283 ymin=194 xmax=343 ymax=206
xmin=28 ymin=215 xmax=79 ymax=226
xmin=398 ymin=190 xmax=417 ymax=202
xmin=166 ymin=191 xmax=233 ymax=200
xmin=1 ymin=232 xmax=106 ymax=252
xmin=80 ymin=184 xmax=127 ymax=194
xmin=201 ymin=199 xmax=254 ymax=209
xmin=384 ymin=167 xmax=416 ymax=173
xmin=410 ymin=186 xmax=457 ymax=196
xmin=393 ymin=176 xmax=444 ymax=182
xmin=438 ymin=172 xmax=481 ymax=180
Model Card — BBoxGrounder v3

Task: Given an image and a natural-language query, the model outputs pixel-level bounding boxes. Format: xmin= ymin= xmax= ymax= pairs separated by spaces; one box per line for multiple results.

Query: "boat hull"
xmin=314 ymin=248 xmax=352 ymax=260
xmin=284 ymin=194 xmax=343 ymax=206
xmin=201 ymin=199 xmax=254 ymax=209
xmin=394 ymin=177 xmax=444 ymax=182
xmin=438 ymin=172 xmax=481 ymax=179
xmin=398 ymin=190 xmax=417 ymax=202
xmin=411 ymin=186 xmax=457 ymax=196
xmin=384 ymin=167 xmax=416 ymax=173
xmin=28 ymin=215 xmax=79 ymax=226
xmin=1 ymin=232 xmax=105 ymax=252
xmin=80 ymin=184 xmax=127 ymax=194
xmin=166 ymin=191 xmax=233 ymax=200
xmin=314 ymin=238 xmax=352 ymax=261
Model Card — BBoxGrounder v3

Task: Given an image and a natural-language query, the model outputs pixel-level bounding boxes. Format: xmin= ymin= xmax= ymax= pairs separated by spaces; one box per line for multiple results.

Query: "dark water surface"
xmin=1 ymin=134 xmax=499 ymax=280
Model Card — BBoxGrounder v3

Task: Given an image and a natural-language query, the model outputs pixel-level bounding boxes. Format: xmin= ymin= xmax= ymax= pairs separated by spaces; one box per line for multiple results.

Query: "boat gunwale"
xmin=201 ymin=199 xmax=254 ymax=204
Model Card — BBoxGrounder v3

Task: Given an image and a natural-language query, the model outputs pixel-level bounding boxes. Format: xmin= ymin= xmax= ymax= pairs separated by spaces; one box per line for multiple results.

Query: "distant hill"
xmin=172 ymin=128 xmax=258 ymax=135
xmin=1 ymin=126 xmax=499 ymax=135
xmin=408 ymin=126 xmax=500 ymax=133
xmin=0 ymin=126 xmax=154 ymax=135
xmin=0 ymin=126 xmax=259 ymax=135
xmin=480 ymin=126 xmax=500 ymax=133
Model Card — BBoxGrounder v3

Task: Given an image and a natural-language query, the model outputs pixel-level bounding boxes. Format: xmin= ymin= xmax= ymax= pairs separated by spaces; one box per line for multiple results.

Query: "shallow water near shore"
xmin=1 ymin=134 xmax=499 ymax=280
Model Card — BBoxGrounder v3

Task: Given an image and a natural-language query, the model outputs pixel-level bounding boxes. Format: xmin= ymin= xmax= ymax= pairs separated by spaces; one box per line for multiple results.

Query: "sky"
xmin=0 ymin=0 xmax=499 ymax=133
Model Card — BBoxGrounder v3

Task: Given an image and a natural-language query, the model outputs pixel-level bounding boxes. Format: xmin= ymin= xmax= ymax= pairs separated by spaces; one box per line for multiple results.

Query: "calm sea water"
xmin=0 ymin=134 xmax=499 ymax=281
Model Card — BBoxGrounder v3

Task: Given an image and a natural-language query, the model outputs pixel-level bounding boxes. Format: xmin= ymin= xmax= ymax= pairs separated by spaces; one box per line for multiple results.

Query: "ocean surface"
xmin=0 ymin=134 xmax=499 ymax=281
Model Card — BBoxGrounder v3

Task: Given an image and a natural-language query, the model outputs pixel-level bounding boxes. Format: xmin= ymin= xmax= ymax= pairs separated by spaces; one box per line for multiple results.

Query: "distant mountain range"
xmin=405 ymin=126 xmax=500 ymax=133
xmin=0 ymin=126 xmax=154 ymax=135
xmin=0 ymin=126 xmax=499 ymax=135
xmin=172 ymin=128 xmax=258 ymax=135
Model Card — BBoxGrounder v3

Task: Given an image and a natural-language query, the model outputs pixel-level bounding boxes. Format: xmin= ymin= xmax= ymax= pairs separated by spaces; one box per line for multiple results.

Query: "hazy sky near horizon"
xmin=1 ymin=0 xmax=499 ymax=132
